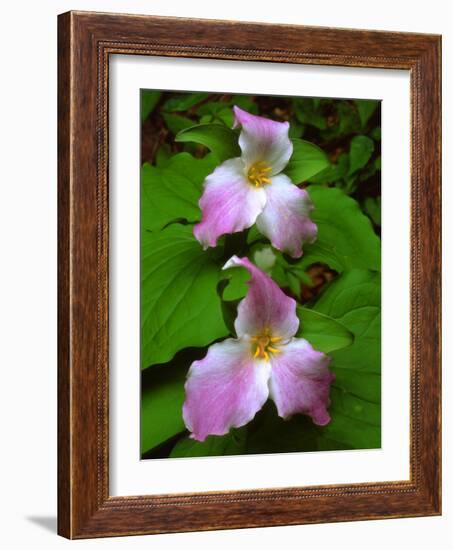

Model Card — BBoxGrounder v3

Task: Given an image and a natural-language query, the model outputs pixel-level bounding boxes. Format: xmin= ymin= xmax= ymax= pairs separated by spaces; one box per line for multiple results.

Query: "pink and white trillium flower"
xmin=183 ymin=256 xmax=335 ymax=442
xmin=193 ymin=106 xmax=317 ymax=258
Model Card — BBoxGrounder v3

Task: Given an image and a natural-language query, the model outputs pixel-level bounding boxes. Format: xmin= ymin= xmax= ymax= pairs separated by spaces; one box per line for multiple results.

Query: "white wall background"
xmin=0 ymin=0 xmax=450 ymax=548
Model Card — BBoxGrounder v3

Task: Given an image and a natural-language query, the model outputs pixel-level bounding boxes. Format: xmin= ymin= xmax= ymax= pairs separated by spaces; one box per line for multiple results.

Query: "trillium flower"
xmin=193 ymin=106 xmax=317 ymax=258
xmin=183 ymin=256 xmax=334 ymax=442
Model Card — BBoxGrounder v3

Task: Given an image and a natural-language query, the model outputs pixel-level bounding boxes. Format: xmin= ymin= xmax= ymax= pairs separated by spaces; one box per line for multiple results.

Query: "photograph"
xmin=140 ymin=90 xmax=382 ymax=460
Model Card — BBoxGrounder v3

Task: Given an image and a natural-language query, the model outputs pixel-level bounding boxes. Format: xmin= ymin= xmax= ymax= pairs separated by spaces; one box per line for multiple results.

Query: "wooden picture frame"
xmin=58 ymin=10 xmax=441 ymax=539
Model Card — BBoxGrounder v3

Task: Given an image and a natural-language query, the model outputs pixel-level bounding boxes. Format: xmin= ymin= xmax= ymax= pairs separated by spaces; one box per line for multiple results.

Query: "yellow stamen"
xmin=251 ymin=328 xmax=282 ymax=362
xmin=247 ymin=161 xmax=272 ymax=187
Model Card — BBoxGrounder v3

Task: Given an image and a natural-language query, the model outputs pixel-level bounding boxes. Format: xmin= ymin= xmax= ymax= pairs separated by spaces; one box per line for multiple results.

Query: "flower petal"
xmin=269 ymin=338 xmax=334 ymax=425
xmin=256 ymin=174 xmax=317 ymax=258
xmin=223 ymin=256 xmax=299 ymax=339
xmin=183 ymin=339 xmax=271 ymax=441
xmin=193 ymin=158 xmax=266 ymax=249
xmin=233 ymin=106 xmax=293 ymax=175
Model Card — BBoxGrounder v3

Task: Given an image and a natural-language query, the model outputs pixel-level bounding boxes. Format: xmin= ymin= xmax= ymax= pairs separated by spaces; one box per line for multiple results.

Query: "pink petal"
xmin=233 ymin=106 xmax=293 ymax=175
xmin=183 ymin=339 xmax=271 ymax=441
xmin=193 ymin=158 xmax=266 ymax=249
xmin=269 ymin=338 xmax=334 ymax=425
xmin=223 ymin=256 xmax=299 ymax=340
xmin=256 ymin=174 xmax=317 ymax=258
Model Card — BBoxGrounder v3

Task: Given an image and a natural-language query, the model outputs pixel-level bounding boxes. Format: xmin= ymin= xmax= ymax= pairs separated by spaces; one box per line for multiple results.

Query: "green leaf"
xmin=246 ymin=399 xmax=356 ymax=455
xmin=363 ymin=196 xmax=381 ymax=226
xmin=170 ymin=428 xmax=247 ymax=458
xmin=355 ymin=99 xmax=379 ymax=128
xmin=141 ymin=225 xmax=229 ymax=368
xmin=141 ymin=363 xmax=186 ymax=454
xmin=285 ymin=139 xmax=330 ymax=183
xmin=370 ymin=126 xmax=381 ymax=141
xmin=312 ymin=270 xmax=381 ymax=447
xmin=297 ymin=306 xmax=354 ymax=353
xmin=330 ymin=101 xmax=361 ymax=137
xmin=196 ymin=96 xmax=257 ymax=127
xmin=268 ymin=250 xmax=310 ymax=293
xmin=322 ymin=386 xmax=381 ymax=447
xmin=230 ymin=95 xmax=258 ymax=114
xmin=221 ymin=266 xmax=250 ymax=301
xmin=294 ymin=98 xmax=327 ymax=130
xmin=141 ymin=152 xmax=217 ymax=232
xmin=162 ymin=92 xmax=209 ymax=113
xmin=288 ymin=119 xmax=305 ymax=139
xmin=299 ymin=186 xmax=381 ymax=272
xmin=155 ymin=144 xmax=172 ymax=167
xmin=348 ymin=135 xmax=374 ymax=176
xmin=176 ymin=124 xmax=241 ymax=163
xmin=141 ymin=90 xmax=162 ymax=122
xmin=308 ymin=153 xmax=349 ymax=185
xmin=357 ymin=156 xmax=380 ymax=185
xmin=162 ymin=113 xmax=194 ymax=135
xmin=197 ymin=102 xmax=234 ymax=126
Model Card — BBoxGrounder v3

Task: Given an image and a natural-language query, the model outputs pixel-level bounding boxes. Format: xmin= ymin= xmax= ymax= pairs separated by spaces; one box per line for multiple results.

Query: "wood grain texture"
xmin=57 ymin=10 xmax=442 ymax=539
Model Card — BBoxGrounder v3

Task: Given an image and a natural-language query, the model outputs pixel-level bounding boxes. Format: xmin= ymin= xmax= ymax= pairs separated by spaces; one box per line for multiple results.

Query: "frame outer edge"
xmin=421 ymin=35 xmax=442 ymax=513
xmin=57 ymin=11 xmax=73 ymax=539
xmin=57 ymin=10 xmax=442 ymax=538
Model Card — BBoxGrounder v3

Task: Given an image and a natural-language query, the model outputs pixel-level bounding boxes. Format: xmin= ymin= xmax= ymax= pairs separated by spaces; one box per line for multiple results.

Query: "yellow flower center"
xmin=247 ymin=161 xmax=272 ymax=187
xmin=250 ymin=328 xmax=282 ymax=362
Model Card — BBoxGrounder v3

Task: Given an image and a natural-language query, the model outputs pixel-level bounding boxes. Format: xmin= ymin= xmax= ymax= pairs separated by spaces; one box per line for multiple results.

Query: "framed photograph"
xmin=58 ymin=11 xmax=441 ymax=538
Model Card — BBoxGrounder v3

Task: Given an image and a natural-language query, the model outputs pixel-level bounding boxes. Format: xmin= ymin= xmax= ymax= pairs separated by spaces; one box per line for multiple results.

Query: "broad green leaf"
xmin=363 ymin=196 xmax=381 ymax=226
xmin=221 ymin=266 xmax=250 ymax=301
xmin=322 ymin=386 xmax=381 ymax=447
xmin=155 ymin=144 xmax=172 ymax=167
xmin=348 ymin=135 xmax=374 ymax=176
xmin=312 ymin=270 xmax=381 ymax=446
xmin=176 ymin=124 xmax=240 ymax=163
xmin=170 ymin=428 xmax=247 ymax=458
xmin=246 ymin=225 xmax=264 ymax=246
xmin=308 ymin=153 xmax=349 ymax=185
xmin=162 ymin=92 xmax=209 ymax=112
xmin=299 ymin=186 xmax=381 ymax=272
xmin=141 ymin=90 xmax=162 ymax=122
xmin=355 ymin=99 xmax=379 ymax=128
xmin=141 ymin=152 xmax=217 ymax=231
xmin=246 ymin=401 xmax=350 ymax=454
xmin=141 ymin=363 xmax=186 ymax=454
xmin=162 ymin=113 xmax=194 ymax=135
xmin=141 ymin=225 xmax=228 ymax=368
xmin=342 ymin=174 xmax=359 ymax=195
xmin=285 ymin=138 xmax=330 ymax=183
xmin=297 ymin=306 xmax=354 ymax=353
